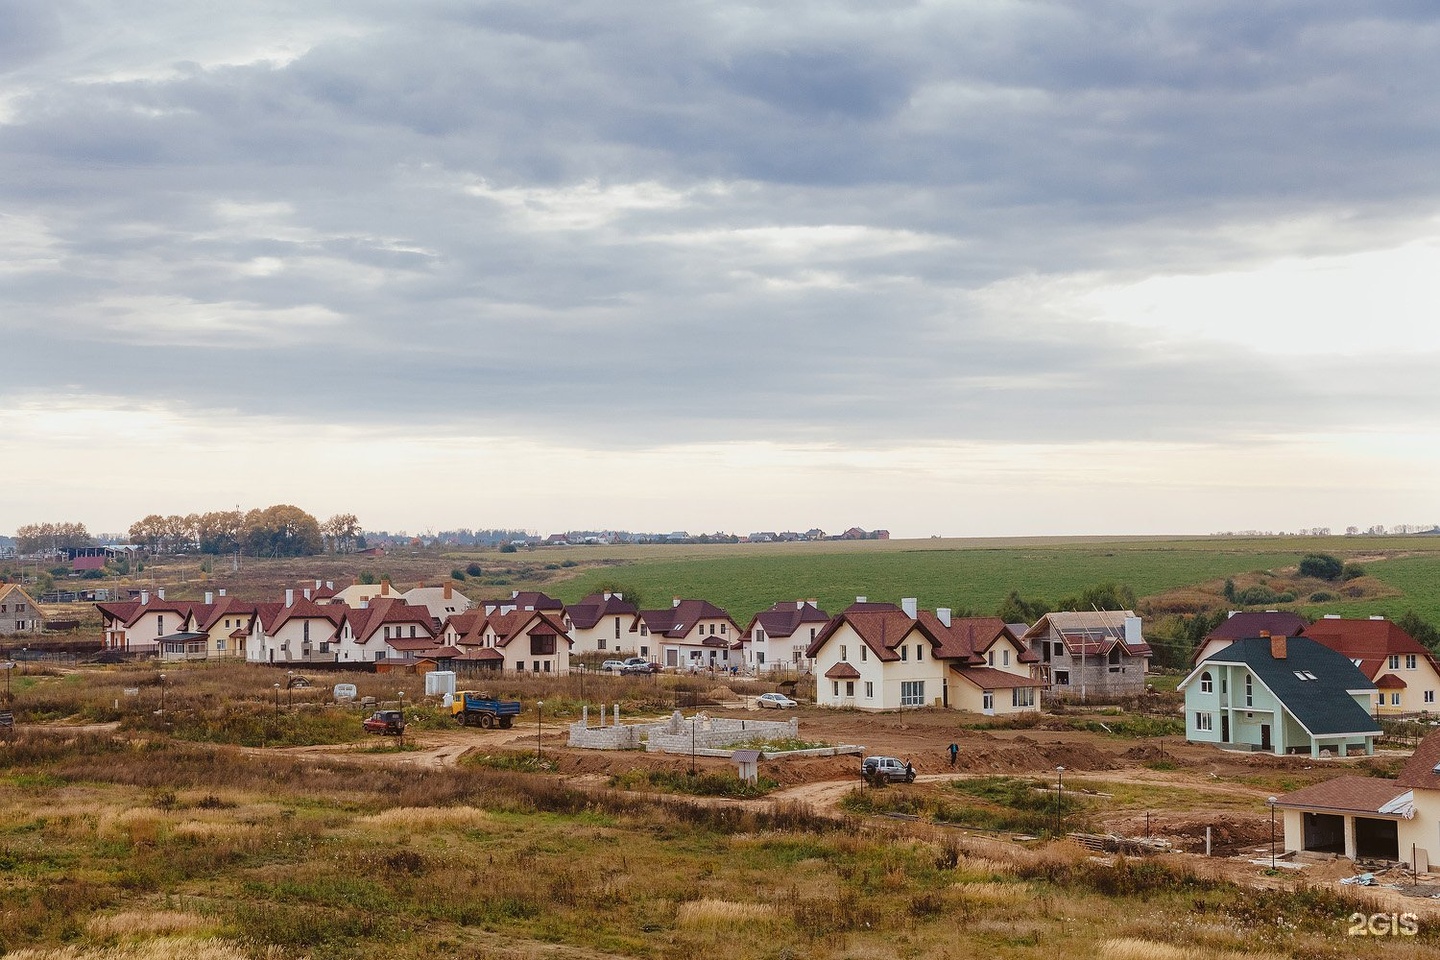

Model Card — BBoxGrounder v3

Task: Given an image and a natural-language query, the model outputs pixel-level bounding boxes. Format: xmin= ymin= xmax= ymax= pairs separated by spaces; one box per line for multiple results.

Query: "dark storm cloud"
xmin=4 ymin=1 xmax=1440 ymax=451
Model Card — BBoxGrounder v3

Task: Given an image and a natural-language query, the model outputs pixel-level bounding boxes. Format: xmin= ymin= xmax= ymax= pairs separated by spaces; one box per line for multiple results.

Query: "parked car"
xmin=600 ymin=659 xmax=627 ymax=672
xmin=861 ymin=756 xmax=915 ymax=783
xmin=622 ymin=657 xmax=650 ymax=669
xmin=621 ymin=662 xmax=660 ymax=675
xmin=755 ymin=692 xmax=797 ymax=709
xmin=362 ymin=710 xmax=406 ymax=736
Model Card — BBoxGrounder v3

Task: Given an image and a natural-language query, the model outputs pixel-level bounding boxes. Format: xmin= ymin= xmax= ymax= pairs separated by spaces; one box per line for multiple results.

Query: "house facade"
xmin=1022 ymin=611 xmax=1151 ymax=699
xmin=638 ymin=599 xmax=741 ymax=671
xmin=807 ymin=600 xmax=1042 ymax=713
xmin=1180 ymin=635 xmax=1380 ymax=758
xmin=741 ymin=600 xmax=829 ymax=675
xmin=0 ymin=584 xmax=43 ymax=635
xmin=1302 ymin=615 xmax=1440 ymax=717
xmin=565 ymin=592 xmax=641 ymax=657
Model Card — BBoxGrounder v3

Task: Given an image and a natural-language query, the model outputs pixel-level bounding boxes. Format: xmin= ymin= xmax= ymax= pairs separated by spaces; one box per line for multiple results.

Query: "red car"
xmin=363 ymin=710 xmax=406 ymax=735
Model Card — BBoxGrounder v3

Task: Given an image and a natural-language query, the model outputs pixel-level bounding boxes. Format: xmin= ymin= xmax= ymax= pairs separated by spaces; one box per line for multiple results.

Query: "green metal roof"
xmin=1198 ymin=636 xmax=1381 ymax=737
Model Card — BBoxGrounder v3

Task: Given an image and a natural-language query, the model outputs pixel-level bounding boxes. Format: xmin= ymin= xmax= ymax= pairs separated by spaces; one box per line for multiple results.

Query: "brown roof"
xmin=1376 ymin=674 xmax=1408 ymax=689
xmin=1397 ymin=730 xmax=1440 ymax=790
xmin=1304 ymin=617 xmax=1440 ymax=680
xmin=1276 ymin=776 xmax=1409 ymax=814
xmin=806 ymin=604 xmax=937 ymax=661
xmin=745 ymin=601 xmax=831 ymax=639
xmin=566 ymin=593 xmax=639 ymax=630
xmin=824 ymin=661 xmax=861 ymax=679
xmin=916 ymin=614 xmax=1037 ymax=664
xmin=1205 ymin=611 xmax=1309 ymax=642
xmin=948 ymin=665 xmax=1044 ymax=689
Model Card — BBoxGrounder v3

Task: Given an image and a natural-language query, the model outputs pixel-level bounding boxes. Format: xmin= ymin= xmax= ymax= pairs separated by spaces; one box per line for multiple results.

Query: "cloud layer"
xmin=5 ymin=2 xmax=1440 ymax=534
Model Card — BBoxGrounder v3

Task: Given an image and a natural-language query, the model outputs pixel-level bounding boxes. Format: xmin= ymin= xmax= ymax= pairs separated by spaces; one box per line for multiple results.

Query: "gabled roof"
xmin=566 ymin=592 xmax=639 ymax=630
xmin=916 ymin=614 xmax=1036 ymax=664
xmin=483 ymin=610 xmax=572 ymax=649
xmin=805 ymin=602 xmax=937 ymax=661
xmin=824 ymin=661 xmax=861 ymax=679
xmin=266 ymin=597 xmax=345 ymax=637
xmin=1302 ymin=617 xmax=1440 ymax=681
xmin=638 ymin=599 xmax=739 ymax=640
xmin=197 ymin=596 xmax=258 ymax=632
xmin=1205 ymin=611 xmax=1309 ymax=642
xmin=0 ymin=584 xmax=39 ymax=607
xmin=500 ymin=591 xmax=564 ymax=612
xmin=1189 ymin=636 xmax=1381 ymax=738
xmin=96 ymin=601 xmax=141 ymax=624
xmin=745 ymin=601 xmax=831 ymax=640
xmin=345 ymin=597 xmax=436 ymax=645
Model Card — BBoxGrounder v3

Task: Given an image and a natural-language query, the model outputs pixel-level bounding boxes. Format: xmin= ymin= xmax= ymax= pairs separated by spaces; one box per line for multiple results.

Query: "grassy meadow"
xmin=0 ymin=725 xmax=1431 ymax=960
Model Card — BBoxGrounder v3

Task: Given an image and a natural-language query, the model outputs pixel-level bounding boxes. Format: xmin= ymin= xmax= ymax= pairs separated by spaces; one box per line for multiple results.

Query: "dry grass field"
xmin=1 ymin=662 xmax=1438 ymax=958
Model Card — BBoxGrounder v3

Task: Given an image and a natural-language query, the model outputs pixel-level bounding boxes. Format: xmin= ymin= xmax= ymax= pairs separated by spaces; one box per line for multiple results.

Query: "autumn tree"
xmin=241 ymin=505 xmax=323 ymax=557
xmin=14 ymin=522 xmax=94 ymax=554
xmin=321 ymin=513 xmax=361 ymax=554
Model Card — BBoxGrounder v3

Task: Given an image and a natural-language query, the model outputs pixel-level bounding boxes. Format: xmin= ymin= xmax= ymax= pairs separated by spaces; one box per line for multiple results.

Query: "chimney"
xmin=512 ymin=590 xmax=520 ymax=599
xmin=603 ymin=591 xmax=612 ymax=600
xmin=1370 ymin=615 xmax=1386 ymax=621
xmin=484 ymin=603 xmax=497 ymax=615
xmin=326 ymin=581 xmax=334 ymax=590
xmin=157 ymin=588 xmax=165 ymax=600
xmin=314 ymin=579 xmax=321 ymax=589
xmin=205 ymin=591 xmax=214 ymax=605
xmin=1324 ymin=614 xmax=1342 ymax=619
xmin=1124 ymin=616 xmax=1142 ymax=645
xmin=901 ymin=597 xmax=918 ymax=618
xmin=381 ymin=580 xmax=389 ymax=596
xmin=856 ymin=596 xmax=867 ymax=604
xmin=938 ymin=607 xmax=952 ymax=627
xmin=140 ymin=590 xmax=150 ymax=605
xmin=418 ymin=582 xmax=426 ymax=590
xmin=303 ymin=588 xmax=311 ymax=600
xmin=1267 ymin=632 xmax=1287 ymax=660
xmin=360 ymin=599 xmax=368 ymax=609
xmin=673 ymin=597 xmax=681 ymax=607
xmin=443 ymin=582 xmax=452 ymax=599
xmin=285 ymin=588 xmax=294 ymax=607
xmin=1227 ymin=610 xmax=1237 ymax=618
xmin=797 ymin=600 xmax=804 ymax=610
xmin=219 ymin=588 xmax=226 ymax=597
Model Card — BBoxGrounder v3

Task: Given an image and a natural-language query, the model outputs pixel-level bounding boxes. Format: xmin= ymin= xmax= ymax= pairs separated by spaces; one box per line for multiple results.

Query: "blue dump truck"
xmin=451 ymin=692 xmax=522 ymax=729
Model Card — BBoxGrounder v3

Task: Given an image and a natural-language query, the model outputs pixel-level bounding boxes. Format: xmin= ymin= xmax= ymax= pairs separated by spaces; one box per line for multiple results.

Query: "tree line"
xmin=14 ymin=508 xmax=363 ymax=558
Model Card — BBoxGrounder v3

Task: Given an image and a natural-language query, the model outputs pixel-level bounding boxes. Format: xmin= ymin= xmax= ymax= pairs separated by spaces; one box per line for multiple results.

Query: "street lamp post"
xmin=287 ymin=671 xmax=294 ymax=710
xmin=536 ymin=701 xmax=544 ymax=760
xmin=1268 ymin=796 xmax=1278 ymax=870
xmin=691 ymin=713 xmax=697 ymax=776
xmin=158 ymin=673 xmax=166 ymax=713
xmin=1055 ymin=766 xmax=1066 ymax=837
xmin=273 ymin=683 xmax=280 ymax=716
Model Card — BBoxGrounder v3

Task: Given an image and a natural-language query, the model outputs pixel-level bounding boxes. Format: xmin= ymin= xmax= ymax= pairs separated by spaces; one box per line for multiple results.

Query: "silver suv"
xmin=861 ymin=756 xmax=915 ymax=783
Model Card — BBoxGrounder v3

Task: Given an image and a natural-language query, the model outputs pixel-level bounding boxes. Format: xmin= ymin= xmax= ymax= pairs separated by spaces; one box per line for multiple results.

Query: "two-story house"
xmin=638 ymin=599 xmax=742 ymax=671
xmin=565 ymin=592 xmax=641 ymax=657
xmin=1180 ymin=634 xmax=1380 ymax=758
xmin=0 ymin=584 xmax=43 ymax=635
xmin=740 ymin=600 xmax=829 ymax=675
xmin=1302 ymin=615 xmax=1440 ymax=716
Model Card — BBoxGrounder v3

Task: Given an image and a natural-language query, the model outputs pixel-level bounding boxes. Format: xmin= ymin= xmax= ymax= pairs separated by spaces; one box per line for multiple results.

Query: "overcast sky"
xmin=4 ymin=1 xmax=1439 ymax=538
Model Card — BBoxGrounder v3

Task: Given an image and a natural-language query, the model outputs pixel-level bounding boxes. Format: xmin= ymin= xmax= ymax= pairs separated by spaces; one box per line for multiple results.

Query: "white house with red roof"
xmin=1021 ymin=610 xmax=1151 ymax=699
xmin=565 ymin=592 xmax=641 ymax=657
xmin=97 ymin=589 xmax=192 ymax=654
xmin=333 ymin=596 xmax=438 ymax=664
xmin=741 ymin=600 xmax=829 ymax=675
xmin=807 ymin=599 xmax=1042 ymax=712
xmin=638 ymin=598 xmax=741 ymax=671
xmin=447 ymin=607 xmax=572 ymax=674
xmin=250 ymin=590 xmax=346 ymax=664
xmin=1303 ymin=615 xmax=1440 ymax=716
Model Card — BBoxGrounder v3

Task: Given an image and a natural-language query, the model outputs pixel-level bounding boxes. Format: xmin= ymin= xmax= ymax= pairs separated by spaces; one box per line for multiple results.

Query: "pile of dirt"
xmin=960 ymin=735 xmax=1122 ymax=774
xmin=1121 ymin=743 xmax=1193 ymax=766
xmin=1102 ymin=812 xmax=1269 ymax=856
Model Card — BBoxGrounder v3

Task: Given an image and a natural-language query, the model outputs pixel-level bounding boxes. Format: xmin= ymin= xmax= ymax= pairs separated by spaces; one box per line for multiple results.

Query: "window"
xmin=1392 ymin=692 xmax=1402 ymax=706
xmin=303 ymin=621 xmax=310 ymax=642
xmin=1003 ymin=649 xmax=1010 ymax=667
xmin=900 ymin=680 xmax=925 ymax=707
xmin=810 ymin=628 xmax=816 ymax=640
xmin=1055 ymin=670 xmax=1070 ymax=686
xmin=410 ymin=625 xmax=417 ymax=638
xmin=319 ymin=642 xmax=329 ymax=653
xmin=840 ymin=644 xmax=848 ymax=662
xmin=1427 ymin=691 xmax=1435 ymax=704
xmin=1012 ymin=687 xmax=1035 ymax=708
xmin=640 ymin=645 xmax=649 ymax=657
xmin=1245 ymin=675 xmax=1253 ymax=707
xmin=901 ymin=645 xmax=908 ymax=661
xmin=543 ymin=661 xmax=551 ymax=673
xmin=641 ymin=625 xmax=649 ymax=637
xmin=1195 ymin=712 xmax=1213 ymax=731
xmin=615 ymin=617 xmax=622 ymax=640
xmin=756 ymin=628 xmax=766 ymax=642
xmin=982 ymin=691 xmax=994 ymax=711
xmin=530 ymin=635 xmax=557 ymax=655
xmin=599 ymin=638 xmax=607 ymax=651
xmin=217 ymin=639 xmax=226 ymax=652
xmin=864 ymin=681 xmax=874 ymax=699
xmin=1108 ymin=646 xmax=1121 ymax=665
xmin=987 ymin=650 xmax=994 ymax=666
xmin=756 ymin=651 xmax=765 ymax=664
xmin=832 ymin=681 xmax=840 ymax=696
xmin=1390 ymin=655 xmax=1401 ymax=670
xmin=916 ymin=645 xmax=923 ymax=661
xmin=1407 ymin=654 xmax=1418 ymax=670
xmin=845 ymin=681 xmax=855 ymax=697
xmin=861 ymin=646 xmax=867 ymax=661
xmin=720 ymin=623 xmax=726 ymax=634
xmin=1200 ymin=672 xmax=1213 ymax=694
xmin=157 ymin=616 xmax=164 ymax=636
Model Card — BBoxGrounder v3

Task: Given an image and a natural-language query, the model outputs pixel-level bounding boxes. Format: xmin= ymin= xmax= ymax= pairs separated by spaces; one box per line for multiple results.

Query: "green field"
xmin=529 ymin=535 xmax=1440 ymax=626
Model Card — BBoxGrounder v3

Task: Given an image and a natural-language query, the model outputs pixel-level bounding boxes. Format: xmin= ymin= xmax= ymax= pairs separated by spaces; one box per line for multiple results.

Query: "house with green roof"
xmin=1178 ymin=634 xmax=1380 ymax=759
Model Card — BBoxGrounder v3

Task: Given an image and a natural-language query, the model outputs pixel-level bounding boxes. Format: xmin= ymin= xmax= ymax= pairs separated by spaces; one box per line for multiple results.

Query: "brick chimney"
xmin=1265 ymin=631 xmax=1287 ymax=660
xmin=381 ymin=580 xmax=389 ymax=596
xmin=937 ymin=607 xmax=952 ymax=627
xmin=443 ymin=582 xmax=452 ymax=599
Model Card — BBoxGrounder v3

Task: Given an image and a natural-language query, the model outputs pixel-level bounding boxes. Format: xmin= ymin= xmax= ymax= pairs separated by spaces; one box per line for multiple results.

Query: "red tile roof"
xmin=566 ymin=593 xmax=639 ymax=630
xmin=949 ymin=665 xmax=1044 ymax=689
xmin=1303 ymin=617 xmax=1440 ymax=681
xmin=824 ymin=661 xmax=861 ymax=679
xmin=1205 ymin=611 xmax=1309 ymax=642
xmin=1398 ymin=731 xmax=1440 ymax=790
xmin=745 ymin=601 xmax=831 ymax=640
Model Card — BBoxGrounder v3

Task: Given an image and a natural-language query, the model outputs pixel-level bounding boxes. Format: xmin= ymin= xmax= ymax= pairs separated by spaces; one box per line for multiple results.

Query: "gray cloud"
xmin=5 ymin=1 xmax=1440 ymax=462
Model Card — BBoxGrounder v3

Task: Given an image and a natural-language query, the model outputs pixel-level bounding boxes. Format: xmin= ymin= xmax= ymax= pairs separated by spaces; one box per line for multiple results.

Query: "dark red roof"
xmin=566 ymin=593 xmax=639 ymax=630
xmin=1303 ymin=617 xmax=1440 ymax=680
xmin=745 ymin=601 xmax=830 ymax=639
xmin=1205 ymin=611 xmax=1309 ymax=642
xmin=824 ymin=661 xmax=861 ymax=679
xmin=1398 ymin=731 xmax=1440 ymax=790
xmin=949 ymin=665 xmax=1044 ymax=689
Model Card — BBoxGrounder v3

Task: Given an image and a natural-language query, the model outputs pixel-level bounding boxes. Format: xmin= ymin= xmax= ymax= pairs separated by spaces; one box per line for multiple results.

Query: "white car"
xmin=756 ymin=692 xmax=797 ymax=709
xmin=600 ymin=660 xmax=627 ymax=672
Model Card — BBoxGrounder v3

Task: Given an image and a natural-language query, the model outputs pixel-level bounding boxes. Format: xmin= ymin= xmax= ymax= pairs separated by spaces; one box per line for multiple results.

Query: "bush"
xmin=1342 ymin=563 xmax=1366 ymax=581
xmin=1236 ymin=585 xmax=1289 ymax=605
xmin=1308 ymin=591 xmax=1335 ymax=602
xmin=450 ymin=568 xmax=466 ymax=581
xmin=465 ymin=561 xmax=483 ymax=577
xmin=1299 ymin=553 xmax=1344 ymax=581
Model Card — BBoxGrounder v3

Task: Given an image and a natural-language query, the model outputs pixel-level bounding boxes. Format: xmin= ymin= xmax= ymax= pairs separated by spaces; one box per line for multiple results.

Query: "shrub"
xmin=450 ymin=568 xmax=466 ymax=581
xmin=1342 ymin=563 xmax=1366 ymax=581
xmin=465 ymin=561 xmax=483 ymax=577
xmin=1308 ymin=591 xmax=1335 ymax=602
xmin=1299 ymin=553 xmax=1343 ymax=581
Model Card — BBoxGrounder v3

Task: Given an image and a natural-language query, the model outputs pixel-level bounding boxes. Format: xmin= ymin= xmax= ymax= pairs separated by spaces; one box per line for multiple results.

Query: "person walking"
xmin=947 ymin=742 xmax=959 ymax=767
